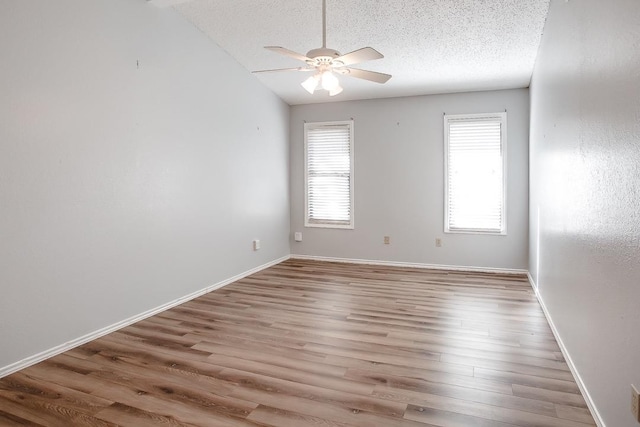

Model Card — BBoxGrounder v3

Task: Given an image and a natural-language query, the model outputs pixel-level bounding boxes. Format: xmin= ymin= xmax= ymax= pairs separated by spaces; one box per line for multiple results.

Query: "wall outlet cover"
xmin=253 ymin=239 xmax=260 ymax=251
xmin=294 ymin=232 xmax=303 ymax=242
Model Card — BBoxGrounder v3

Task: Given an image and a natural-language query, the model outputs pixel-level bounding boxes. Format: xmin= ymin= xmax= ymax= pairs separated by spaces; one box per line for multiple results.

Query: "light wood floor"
xmin=0 ymin=259 xmax=596 ymax=426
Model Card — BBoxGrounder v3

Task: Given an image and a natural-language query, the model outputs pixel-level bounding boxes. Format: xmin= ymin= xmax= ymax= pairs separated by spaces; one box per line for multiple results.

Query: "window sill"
xmin=444 ymin=229 xmax=506 ymax=236
xmin=305 ymin=222 xmax=354 ymax=230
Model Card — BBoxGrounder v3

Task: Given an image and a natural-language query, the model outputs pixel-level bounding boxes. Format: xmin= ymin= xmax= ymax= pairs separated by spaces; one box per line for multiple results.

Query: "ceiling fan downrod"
xmin=322 ymin=0 xmax=327 ymax=48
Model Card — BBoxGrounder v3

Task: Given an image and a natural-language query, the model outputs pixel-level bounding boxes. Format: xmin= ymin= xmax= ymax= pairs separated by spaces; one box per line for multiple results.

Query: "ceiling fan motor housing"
xmin=306 ymin=47 xmax=344 ymax=68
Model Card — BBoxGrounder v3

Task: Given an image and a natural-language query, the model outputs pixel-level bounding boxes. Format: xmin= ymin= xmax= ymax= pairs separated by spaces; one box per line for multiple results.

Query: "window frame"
xmin=443 ymin=112 xmax=507 ymax=235
xmin=304 ymin=120 xmax=355 ymax=229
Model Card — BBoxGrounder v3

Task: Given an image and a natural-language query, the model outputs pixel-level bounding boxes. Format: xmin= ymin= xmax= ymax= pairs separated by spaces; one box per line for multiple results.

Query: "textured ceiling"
xmin=169 ymin=0 xmax=550 ymax=105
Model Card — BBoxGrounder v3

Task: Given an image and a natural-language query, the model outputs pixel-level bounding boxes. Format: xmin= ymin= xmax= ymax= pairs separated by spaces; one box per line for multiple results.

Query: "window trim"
xmin=443 ymin=112 xmax=507 ymax=235
xmin=304 ymin=120 xmax=355 ymax=229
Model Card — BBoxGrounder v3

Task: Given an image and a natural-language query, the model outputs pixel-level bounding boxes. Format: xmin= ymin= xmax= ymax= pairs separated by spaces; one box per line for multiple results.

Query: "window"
xmin=304 ymin=120 xmax=354 ymax=229
xmin=444 ymin=112 xmax=506 ymax=234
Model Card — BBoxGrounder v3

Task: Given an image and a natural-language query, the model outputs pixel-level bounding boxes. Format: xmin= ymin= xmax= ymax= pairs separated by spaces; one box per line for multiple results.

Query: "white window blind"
xmin=444 ymin=113 xmax=506 ymax=234
xmin=304 ymin=121 xmax=354 ymax=229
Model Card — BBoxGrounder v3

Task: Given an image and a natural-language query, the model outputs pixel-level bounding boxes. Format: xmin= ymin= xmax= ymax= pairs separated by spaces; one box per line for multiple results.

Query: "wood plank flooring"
xmin=0 ymin=259 xmax=597 ymax=426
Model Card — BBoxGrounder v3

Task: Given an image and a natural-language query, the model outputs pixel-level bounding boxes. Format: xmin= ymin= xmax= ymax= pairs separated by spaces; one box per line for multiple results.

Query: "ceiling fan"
xmin=252 ymin=0 xmax=391 ymax=96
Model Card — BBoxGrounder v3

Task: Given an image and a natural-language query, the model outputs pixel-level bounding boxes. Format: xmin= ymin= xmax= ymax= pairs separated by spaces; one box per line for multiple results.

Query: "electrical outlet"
xmin=632 ymin=384 xmax=640 ymax=422
xmin=253 ymin=240 xmax=260 ymax=251
xmin=294 ymin=232 xmax=303 ymax=242
xmin=435 ymin=238 xmax=442 ymax=247
xmin=384 ymin=236 xmax=390 ymax=245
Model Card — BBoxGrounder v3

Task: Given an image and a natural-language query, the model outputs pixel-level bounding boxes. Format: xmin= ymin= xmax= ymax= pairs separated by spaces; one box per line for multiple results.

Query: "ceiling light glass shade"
xmin=321 ymin=71 xmax=340 ymax=91
xmin=329 ymin=85 xmax=343 ymax=96
xmin=301 ymin=74 xmax=320 ymax=94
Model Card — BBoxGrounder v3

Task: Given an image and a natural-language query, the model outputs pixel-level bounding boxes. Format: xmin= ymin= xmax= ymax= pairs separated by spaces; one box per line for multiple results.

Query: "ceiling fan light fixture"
xmin=329 ymin=85 xmax=343 ymax=97
xmin=321 ymin=71 xmax=340 ymax=91
xmin=301 ymin=74 xmax=320 ymax=94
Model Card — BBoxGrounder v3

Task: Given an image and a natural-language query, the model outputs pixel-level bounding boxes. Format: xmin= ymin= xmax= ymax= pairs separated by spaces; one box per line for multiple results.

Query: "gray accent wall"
xmin=529 ymin=0 xmax=640 ymax=425
xmin=0 ymin=0 xmax=290 ymax=370
xmin=290 ymin=89 xmax=529 ymax=270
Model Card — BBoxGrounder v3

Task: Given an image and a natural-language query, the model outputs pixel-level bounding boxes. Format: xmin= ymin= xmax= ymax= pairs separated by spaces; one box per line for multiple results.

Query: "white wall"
xmin=0 ymin=0 xmax=289 ymax=372
xmin=290 ymin=89 xmax=529 ymax=270
xmin=529 ymin=0 xmax=640 ymax=425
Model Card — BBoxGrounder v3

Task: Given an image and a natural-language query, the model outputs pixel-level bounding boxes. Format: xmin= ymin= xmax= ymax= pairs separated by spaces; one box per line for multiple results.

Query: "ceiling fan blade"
xmin=335 ymin=47 xmax=383 ymax=66
xmin=339 ymin=67 xmax=392 ymax=84
xmin=264 ymin=46 xmax=312 ymax=63
xmin=252 ymin=67 xmax=314 ymax=74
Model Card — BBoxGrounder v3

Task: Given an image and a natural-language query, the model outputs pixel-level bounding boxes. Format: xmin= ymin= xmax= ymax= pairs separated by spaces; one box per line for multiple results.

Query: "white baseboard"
xmin=527 ymin=271 xmax=537 ymax=291
xmin=0 ymin=255 xmax=290 ymax=379
xmin=290 ymin=254 xmax=528 ymax=275
xmin=526 ymin=274 xmax=605 ymax=427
